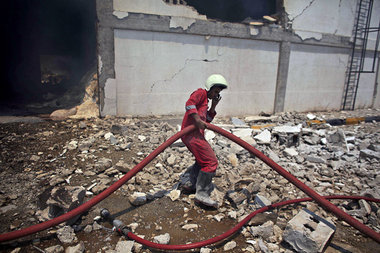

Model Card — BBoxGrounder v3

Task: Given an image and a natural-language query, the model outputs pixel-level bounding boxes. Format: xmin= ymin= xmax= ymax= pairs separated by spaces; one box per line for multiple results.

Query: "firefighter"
xmin=180 ymin=74 xmax=228 ymax=208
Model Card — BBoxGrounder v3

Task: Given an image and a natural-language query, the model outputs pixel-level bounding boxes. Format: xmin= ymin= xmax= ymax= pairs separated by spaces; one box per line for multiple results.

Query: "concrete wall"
xmin=114 ymin=30 xmax=279 ymax=116
xmin=285 ymin=44 xmax=349 ymax=112
xmin=96 ymin=0 xmax=380 ymax=117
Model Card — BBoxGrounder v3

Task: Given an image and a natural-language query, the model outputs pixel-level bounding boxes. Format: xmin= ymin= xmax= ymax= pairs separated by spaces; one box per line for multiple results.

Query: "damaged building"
xmin=1 ymin=0 xmax=380 ymax=117
xmin=97 ymin=0 xmax=380 ymax=117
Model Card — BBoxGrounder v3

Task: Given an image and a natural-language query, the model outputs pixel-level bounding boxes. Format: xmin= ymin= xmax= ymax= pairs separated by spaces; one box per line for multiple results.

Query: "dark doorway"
xmin=1 ymin=0 xmax=97 ymax=115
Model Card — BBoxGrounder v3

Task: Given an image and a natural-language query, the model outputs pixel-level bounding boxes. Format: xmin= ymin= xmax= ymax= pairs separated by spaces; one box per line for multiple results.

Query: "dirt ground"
xmin=0 ymin=111 xmax=379 ymax=252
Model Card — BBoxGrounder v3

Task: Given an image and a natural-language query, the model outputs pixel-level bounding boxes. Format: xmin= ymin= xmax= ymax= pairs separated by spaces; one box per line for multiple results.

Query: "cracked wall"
xmin=114 ymin=30 xmax=279 ymax=116
xmin=284 ymin=0 xmax=356 ymax=40
xmin=97 ymin=0 xmax=380 ymax=116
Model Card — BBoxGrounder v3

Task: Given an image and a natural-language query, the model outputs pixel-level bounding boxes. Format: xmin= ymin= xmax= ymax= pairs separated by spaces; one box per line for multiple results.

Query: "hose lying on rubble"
xmin=0 ymin=123 xmax=379 ymax=246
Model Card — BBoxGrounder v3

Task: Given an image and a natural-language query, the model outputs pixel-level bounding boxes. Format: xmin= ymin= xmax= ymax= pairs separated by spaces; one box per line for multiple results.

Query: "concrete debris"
xmin=168 ymin=189 xmax=181 ymax=201
xmin=65 ymin=241 xmax=85 ymax=253
xmin=223 ymin=240 xmax=237 ymax=251
xmin=231 ymin=117 xmax=248 ymax=127
xmin=36 ymin=186 xmax=85 ymax=225
xmin=254 ymin=129 xmax=271 ymax=144
xmin=181 ymin=223 xmax=198 ymax=230
xmin=44 ymin=245 xmax=64 ymax=253
xmin=129 ymin=192 xmax=147 ymax=206
xmin=115 ymin=240 xmax=134 ymax=253
xmin=283 ymin=209 xmax=336 ymax=253
xmin=56 ymin=226 xmax=77 ymax=244
xmin=249 ymin=220 xmax=274 ymax=238
xmin=0 ymin=109 xmax=379 ymax=252
xmin=360 ymin=149 xmax=380 ymax=160
xmin=153 ymin=233 xmax=170 ymax=244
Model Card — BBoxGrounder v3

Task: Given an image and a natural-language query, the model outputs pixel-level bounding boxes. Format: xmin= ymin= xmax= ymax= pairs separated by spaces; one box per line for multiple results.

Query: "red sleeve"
xmin=185 ymin=89 xmax=203 ymax=115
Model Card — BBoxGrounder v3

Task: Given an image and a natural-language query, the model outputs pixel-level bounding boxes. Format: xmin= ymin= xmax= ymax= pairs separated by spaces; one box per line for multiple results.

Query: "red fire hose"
xmin=0 ymin=125 xmax=196 ymax=242
xmin=126 ymin=195 xmax=380 ymax=250
xmin=0 ymin=123 xmax=379 ymax=246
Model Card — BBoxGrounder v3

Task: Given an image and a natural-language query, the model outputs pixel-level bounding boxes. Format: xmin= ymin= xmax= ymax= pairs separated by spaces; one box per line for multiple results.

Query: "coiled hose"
xmin=0 ymin=123 xmax=379 ymax=246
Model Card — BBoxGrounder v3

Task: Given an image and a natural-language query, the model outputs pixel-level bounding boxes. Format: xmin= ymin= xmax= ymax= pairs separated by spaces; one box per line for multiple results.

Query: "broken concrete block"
xmin=249 ymin=220 xmax=274 ymax=238
xmin=254 ymin=195 xmax=272 ymax=207
xmin=115 ymin=160 xmax=130 ymax=173
xmin=94 ymin=157 xmax=113 ymax=173
xmin=283 ymin=209 xmax=336 ymax=253
xmin=46 ymin=186 xmax=86 ymax=225
xmin=284 ymin=147 xmax=298 ymax=157
xmin=273 ymin=124 xmax=302 ymax=134
xmin=254 ymin=130 xmax=271 ymax=144
xmin=231 ymin=128 xmax=253 ymax=138
xmin=129 ymin=192 xmax=147 ymax=206
xmin=359 ymin=149 xmax=380 ymax=160
xmin=115 ymin=240 xmax=134 ymax=253
xmin=56 ymin=225 xmax=77 ymax=244
xmin=153 ymin=233 xmax=170 ymax=244
xmin=305 ymin=155 xmax=327 ymax=164
xmin=231 ymin=117 xmax=248 ymax=127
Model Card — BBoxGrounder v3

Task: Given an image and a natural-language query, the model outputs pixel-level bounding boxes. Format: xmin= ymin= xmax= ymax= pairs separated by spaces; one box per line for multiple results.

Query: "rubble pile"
xmin=0 ymin=109 xmax=379 ymax=252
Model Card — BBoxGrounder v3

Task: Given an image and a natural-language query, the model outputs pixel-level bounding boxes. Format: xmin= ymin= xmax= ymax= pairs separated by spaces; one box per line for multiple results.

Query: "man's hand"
xmin=211 ymin=95 xmax=221 ymax=108
xmin=191 ymin=113 xmax=206 ymax=130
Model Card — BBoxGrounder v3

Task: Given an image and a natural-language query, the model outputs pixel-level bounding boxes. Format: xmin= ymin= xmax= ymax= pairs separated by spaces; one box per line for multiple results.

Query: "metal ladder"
xmin=341 ymin=0 xmax=379 ymax=110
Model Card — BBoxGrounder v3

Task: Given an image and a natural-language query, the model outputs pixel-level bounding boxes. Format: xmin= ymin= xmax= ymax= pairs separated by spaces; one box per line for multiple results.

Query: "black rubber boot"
xmin=194 ymin=170 xmax=218 ymax=208
xmin=181 ymin=163 xmax=201 ymax=193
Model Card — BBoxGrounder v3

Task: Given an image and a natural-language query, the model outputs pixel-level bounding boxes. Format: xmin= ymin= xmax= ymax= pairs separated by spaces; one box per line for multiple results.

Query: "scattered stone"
xmin=0 ymin=204 xmax=17 ymax=214
xmin=44 ymin=245 xmax=64 ymax=253
xmin=249 ymin=221 xmax=274 ymax=238
xmin=115 ymin=160 xmax=130 ymax=173
xmin=153 ymin=233 xmax=170 ymax=244
xmin=223 ymin=240 xmax=237 ymax=251
xmin=129 ymin=192 xmax=147 ymax=206
xmin=45 ymin=186 xmax=86 ymax=225
xmin=168 ymin=189 xmax=180 ymax=201
xmin=56 ymin=226 xmax=77 ymax=244
xmin=167 ymin=154 xmax=176 ymax=165
xmin=94 ymin=158 xmax=113 ymax=173
xmin=182 ymin=224 xmax=198 ymax=230
xmin=83 ymin=224 xmax=93 ymax=233
xmin=205 ymin=130 xmax=216 ymax=141
xmin=283 ymin=209 xmax=336 ymax=253
xmin=115 ymin=240 xmax=134 ymax=253
xmin=138 ymin=135 xmax=146 ymax=141
xmin=307 ymin=113 xmax=316 ymax=120
xmin=65 ymin=241 xmax=85 ymax=253
xmin=231 ymin=117 xmax=248 ymax=127
xmin=231 ymin=128 xmax=252 ymax=138
xmin=305 ymin=155 xmax=326 ymax=164
xmin=254 ymin=195 xmax=272 ymax=207
xmin=200 ymin=247 xmax=212 ymax=253
xmin=360 ymin=149 xmax=380 ymax=160
xmin=284 ymin=147 xmax=298 ymax=157
xmin=213 ymin=213 xmax=225 ymax=222
xmin=254 ymin=130 xmax=271 ymax=144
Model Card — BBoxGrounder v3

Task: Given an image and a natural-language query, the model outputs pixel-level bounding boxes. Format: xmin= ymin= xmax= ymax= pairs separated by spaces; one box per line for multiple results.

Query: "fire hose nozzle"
xmin=113 ymin=219 xmax=131 ymax=235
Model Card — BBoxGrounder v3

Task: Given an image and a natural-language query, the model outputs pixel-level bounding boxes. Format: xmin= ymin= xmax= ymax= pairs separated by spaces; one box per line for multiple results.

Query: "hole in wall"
xmin=1 ymin=0 xmax=97 ymax=115
xmin=164 ymin=0 xmax=280 ymax=23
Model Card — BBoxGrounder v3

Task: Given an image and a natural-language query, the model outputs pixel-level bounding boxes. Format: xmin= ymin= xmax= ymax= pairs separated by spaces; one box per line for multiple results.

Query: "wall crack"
xmin=150 ymin=58 xmax=218 ymax=92
xmin=290 ymin=0 xmax=316 ymax=22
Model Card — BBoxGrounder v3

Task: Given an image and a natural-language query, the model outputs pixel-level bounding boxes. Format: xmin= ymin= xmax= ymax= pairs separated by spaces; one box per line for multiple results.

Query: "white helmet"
xmin=205 ymin=74 xmax=228 ymax=91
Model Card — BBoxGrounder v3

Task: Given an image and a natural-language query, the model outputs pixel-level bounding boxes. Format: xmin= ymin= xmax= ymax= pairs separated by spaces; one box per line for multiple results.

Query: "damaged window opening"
xmin=164 ymin=0 xmax=279 ymax=24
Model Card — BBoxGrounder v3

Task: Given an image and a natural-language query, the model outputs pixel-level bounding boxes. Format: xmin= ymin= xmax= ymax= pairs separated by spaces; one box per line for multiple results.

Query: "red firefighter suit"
xmin=181 ymin=88 xmax=218 ymax=173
